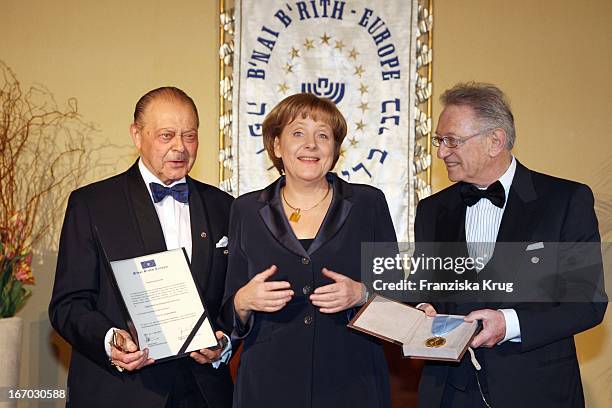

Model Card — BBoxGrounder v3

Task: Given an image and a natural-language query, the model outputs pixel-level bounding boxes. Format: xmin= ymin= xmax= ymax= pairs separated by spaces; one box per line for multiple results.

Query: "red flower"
xmin=15 ymin=261 xmax=35 ymax=285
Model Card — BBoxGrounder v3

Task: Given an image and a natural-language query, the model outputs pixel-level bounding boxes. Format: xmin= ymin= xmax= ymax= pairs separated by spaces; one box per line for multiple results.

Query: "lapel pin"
xmin=201 ymin=232 xmax=207 ymax=239
xmin=531 ymin=256 xmax=539 ymax=264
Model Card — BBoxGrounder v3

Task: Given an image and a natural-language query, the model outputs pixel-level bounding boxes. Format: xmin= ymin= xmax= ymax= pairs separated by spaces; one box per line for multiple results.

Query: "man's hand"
xmin=416 ymin=303 xmax=437 ymax=317
xmin=465 ymin=309 xmax=506 ymax=348
xmin=109 ymin=329 xmax=154 ymax=371
xmin=310 ymin=268 xmax=363 ymax=313
xmin=190 ymin=331 xmax=227 ymax=364
xmin=234 ymin=265 xmax=293 ymax=322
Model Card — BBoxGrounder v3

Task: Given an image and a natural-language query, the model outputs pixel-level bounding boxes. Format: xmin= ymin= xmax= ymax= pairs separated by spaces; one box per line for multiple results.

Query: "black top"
xmin=298 ymin=238 xmax=314 ymax=251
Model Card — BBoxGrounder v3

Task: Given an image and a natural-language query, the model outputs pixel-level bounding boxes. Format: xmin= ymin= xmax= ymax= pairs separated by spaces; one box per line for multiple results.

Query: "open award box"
xmin=348 ymin=294 xmax=479 ymax=361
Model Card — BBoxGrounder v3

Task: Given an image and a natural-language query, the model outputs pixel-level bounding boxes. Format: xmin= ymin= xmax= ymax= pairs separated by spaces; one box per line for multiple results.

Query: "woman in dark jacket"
xmin=222 ymin=93 xmax=396 ymax=408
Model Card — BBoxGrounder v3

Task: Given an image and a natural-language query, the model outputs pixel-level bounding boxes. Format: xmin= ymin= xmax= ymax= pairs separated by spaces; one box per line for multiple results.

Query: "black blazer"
xmin=414 ymin=161 xmax=607 ymax=408
xmin=222 ymin=173 xmax=396 ymax=408
xmin=49 ymin=161 xmax=234 ymax=408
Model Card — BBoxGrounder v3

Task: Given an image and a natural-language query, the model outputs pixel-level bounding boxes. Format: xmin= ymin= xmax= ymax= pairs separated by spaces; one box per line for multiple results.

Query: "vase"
xmin=0 ymin=317 xmax=23 ymax=408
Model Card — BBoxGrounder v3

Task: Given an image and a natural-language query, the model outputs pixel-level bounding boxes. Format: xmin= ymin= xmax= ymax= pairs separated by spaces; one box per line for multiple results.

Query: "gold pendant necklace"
xmin=282 ymin=183 xmax=331 ymax=222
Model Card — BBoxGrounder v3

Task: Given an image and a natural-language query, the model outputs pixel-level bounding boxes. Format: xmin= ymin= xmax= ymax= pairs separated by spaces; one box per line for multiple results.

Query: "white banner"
xmin=232 ymin=0 xmax=418 ymax=241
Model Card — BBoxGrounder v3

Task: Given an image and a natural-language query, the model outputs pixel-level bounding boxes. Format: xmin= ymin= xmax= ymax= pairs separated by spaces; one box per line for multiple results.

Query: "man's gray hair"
xmin=440 ymin=82 xmax=515 ymax=149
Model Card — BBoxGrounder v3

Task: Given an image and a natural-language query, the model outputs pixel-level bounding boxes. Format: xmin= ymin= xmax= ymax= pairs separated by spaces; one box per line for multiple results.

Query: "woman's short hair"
xmin=262 ymin=93 xmax=347 ymax=174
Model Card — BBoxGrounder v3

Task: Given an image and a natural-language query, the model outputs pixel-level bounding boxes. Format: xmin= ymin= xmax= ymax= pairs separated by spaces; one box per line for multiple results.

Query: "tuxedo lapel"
xmin=437 ymin=192 xmax=472 ymax=287
xmin=187 ymin=177 xmax=213 ymax=291
xmin=124 ymin=161 xmax=167 ymax=256
xmin=434 ymin=184 xmax=468 ymax=258
xmin=495 ymin=161 xmax=539 ymax=243
xmin=429 ymin=187 xmax=469 ymax=314
xmin=436 ymin=199 xmax=467 ymax=243
xmin=308 ymin=174 xmax=353 ymax=256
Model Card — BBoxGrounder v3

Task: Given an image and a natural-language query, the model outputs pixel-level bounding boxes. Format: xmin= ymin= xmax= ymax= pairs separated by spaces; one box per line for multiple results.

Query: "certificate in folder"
xmin=95 ymin=228 xmax=218 ymax=362
xmin=348 ymin=294 xmax=478 ymax=362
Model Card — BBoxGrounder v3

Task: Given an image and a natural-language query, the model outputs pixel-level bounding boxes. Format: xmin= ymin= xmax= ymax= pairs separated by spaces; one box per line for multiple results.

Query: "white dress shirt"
xmin=464 ymin=156 xmax=521 ymax=343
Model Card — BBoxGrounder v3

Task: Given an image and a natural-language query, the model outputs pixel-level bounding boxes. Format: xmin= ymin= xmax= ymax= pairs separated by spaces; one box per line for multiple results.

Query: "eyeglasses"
xmin=431 ymin=129 xmax=491 ymax=148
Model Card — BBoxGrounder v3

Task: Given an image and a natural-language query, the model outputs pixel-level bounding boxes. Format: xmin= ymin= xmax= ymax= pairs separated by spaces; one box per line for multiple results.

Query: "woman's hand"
xmin=310 ymin=268 xmax=364 ymax=313
xmin=234 ymin=265 xmax=294 ymax=323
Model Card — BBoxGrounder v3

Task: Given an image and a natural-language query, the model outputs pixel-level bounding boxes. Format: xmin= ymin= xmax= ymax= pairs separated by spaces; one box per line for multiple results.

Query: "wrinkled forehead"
xmin=141 ymin=96 xmax=199 ymax=127
xmin=437 ymin=104 xmax=483 ymax=132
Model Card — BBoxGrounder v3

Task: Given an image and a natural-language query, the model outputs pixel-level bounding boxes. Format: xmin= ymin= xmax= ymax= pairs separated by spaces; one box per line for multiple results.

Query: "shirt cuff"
xmin=104 ymin=327 xmax=117 ymax=357
xmin=212 ymin=333 xmax=232 ymax=369
xmin=498 ymin=308 xmax=522 ymax=344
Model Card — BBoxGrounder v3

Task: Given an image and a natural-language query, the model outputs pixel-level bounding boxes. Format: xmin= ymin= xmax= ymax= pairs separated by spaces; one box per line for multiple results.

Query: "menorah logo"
xmin=301 ymin=77 xmax=346 ymax=105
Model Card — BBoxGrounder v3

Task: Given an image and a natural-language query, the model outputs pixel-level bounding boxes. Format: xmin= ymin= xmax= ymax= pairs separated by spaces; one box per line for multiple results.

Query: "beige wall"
xmin=1 ymin=0 xmax=610 ymax=406
xmin=1 ymin=0 xmax=220 ymax=185
xmin=431 ymin=0 xmax=612 ymax=193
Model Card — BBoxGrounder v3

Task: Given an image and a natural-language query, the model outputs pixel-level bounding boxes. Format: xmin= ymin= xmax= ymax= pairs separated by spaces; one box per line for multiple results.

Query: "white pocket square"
xmin=215 ymin=236 xmax=228 ymax=248
xmin=526 ymin=242 xmax=544 ymax=251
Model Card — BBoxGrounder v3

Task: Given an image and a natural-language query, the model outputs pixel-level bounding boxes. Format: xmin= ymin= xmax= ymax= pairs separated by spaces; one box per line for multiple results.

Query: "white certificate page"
xmin=110 ymin=249 xmax=217 ymax=360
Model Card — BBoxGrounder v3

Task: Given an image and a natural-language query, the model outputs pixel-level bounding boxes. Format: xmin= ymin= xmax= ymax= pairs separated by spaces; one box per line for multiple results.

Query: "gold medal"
xmin=425 ymin=336 xmax=446 ymax=348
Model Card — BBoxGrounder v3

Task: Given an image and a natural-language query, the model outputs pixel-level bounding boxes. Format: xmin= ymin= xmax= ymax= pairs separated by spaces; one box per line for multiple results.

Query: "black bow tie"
xmin=460 ymin=180 xmax=505 ymax=208
xmin=149 ymin=182 xmax=189 ymax=203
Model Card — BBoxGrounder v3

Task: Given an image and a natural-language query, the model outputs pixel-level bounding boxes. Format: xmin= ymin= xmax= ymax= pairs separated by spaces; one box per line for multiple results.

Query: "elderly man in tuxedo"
xmin=415 ymin=82 xmax=606 ymax=407
xmin=49 ymin=87 xmax=233 ymax=407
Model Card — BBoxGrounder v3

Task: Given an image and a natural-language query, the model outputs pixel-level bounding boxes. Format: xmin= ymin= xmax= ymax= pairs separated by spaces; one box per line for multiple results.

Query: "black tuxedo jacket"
xmin=49 ymin=161 xmax=234 ymax=408
xmin=414 ymin=161 xmax=607 ymax=408
xmin=221 ymin=173 xmax=396 ymax=408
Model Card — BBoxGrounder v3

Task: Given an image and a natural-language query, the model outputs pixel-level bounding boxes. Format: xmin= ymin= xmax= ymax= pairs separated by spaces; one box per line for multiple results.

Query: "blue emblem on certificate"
xmin=140 ymin=259 xmax=156 ymax=269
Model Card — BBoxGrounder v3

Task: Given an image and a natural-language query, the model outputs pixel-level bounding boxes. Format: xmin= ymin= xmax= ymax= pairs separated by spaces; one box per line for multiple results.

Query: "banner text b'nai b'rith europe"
xmin=232 ymin=0 xmax=418 ymax=241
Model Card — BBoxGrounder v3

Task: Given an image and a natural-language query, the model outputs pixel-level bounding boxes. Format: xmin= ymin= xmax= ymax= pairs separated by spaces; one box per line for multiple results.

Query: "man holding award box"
xmin=49 ymin=87 xmax=234 ymax=408
xmin=413 ymin=82 xmax=607 ymax=408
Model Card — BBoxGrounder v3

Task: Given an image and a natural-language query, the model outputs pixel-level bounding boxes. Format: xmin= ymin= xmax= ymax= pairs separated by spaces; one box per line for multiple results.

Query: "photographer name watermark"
xmin=373 ymin=278 xmax=514 ymax=293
